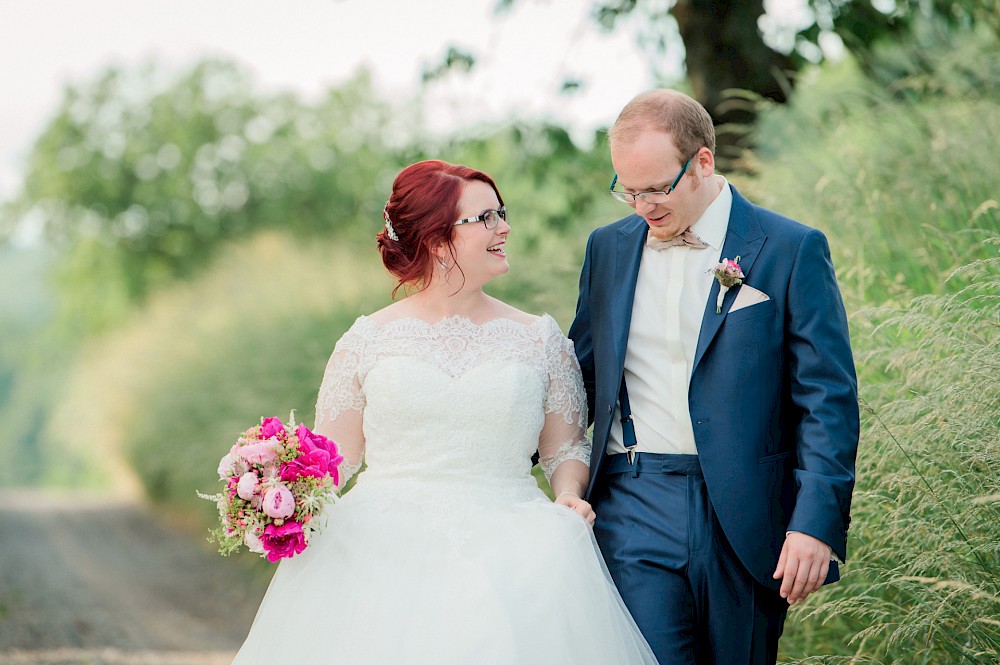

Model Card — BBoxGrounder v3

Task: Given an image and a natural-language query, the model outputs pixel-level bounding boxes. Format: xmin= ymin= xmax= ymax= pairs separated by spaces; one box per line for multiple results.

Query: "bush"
xmin=41 ymin=232 xmax=391 ymax=514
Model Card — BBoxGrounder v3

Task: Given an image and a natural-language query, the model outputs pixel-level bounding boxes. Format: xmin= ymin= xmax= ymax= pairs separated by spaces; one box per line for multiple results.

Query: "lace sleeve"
xmin=537 ymin=318 xmax=592 ymax=482
xmin=312 ymin=320 xmax=369 ymax=489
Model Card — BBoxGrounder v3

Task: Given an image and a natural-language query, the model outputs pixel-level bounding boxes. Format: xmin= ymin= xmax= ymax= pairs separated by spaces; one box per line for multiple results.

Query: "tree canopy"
xmin=494 ymin=0 xmax=1000 ymax=159
xmin=8 ymin=61 xmax=400 ymax=308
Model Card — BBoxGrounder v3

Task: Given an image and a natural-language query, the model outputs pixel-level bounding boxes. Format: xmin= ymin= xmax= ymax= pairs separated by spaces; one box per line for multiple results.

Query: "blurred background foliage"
xmin=0 ymin=5 xmax=997 ymax=663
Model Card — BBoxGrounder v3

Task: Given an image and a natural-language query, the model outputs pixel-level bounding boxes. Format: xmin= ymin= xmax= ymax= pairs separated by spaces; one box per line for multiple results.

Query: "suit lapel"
xmin=612 ymin=216 xmax=648 ymax=373
xmin=693 ymin=186 xmax=767 ymax=371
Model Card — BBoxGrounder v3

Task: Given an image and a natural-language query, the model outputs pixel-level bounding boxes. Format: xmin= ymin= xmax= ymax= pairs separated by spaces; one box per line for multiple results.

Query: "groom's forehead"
xmin=611 ymin=142 xmax=684 ymax=184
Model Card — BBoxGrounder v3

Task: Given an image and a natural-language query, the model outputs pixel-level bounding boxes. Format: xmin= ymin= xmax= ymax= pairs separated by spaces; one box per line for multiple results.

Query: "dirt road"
xmin=0 ymin=490 xmax=270 ymax=665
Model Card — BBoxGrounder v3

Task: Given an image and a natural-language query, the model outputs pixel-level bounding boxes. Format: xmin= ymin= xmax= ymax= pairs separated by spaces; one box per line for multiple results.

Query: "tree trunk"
xmin=672 ymin=0 xmax=795 ymax=165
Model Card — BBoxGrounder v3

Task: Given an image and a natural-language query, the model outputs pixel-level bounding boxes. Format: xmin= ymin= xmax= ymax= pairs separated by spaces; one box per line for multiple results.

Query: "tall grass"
xmin=748 ymin=24 xmax=1000 ymax=664
xmin=780 ymin=245 xmax=1000 ymax=664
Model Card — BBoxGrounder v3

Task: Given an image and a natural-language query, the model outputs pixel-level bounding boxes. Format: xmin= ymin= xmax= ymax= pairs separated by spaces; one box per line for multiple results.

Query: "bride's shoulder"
xmin=363 ymin=300 xmax=411 ymax=326
xmin=489 ymin=299 xmax=546 ymax=328
xmin=490 ymin=303 xmax=567 ymax=346
xmin=330 ymin=313 xmax=380 ymax=352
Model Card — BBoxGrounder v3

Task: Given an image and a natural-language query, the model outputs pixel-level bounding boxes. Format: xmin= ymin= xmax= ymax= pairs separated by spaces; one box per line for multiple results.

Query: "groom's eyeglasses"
xmin=609 ymin=152 xmax=697 ymax=206
xmin=455 ymin=206 xmax=507 ymax=230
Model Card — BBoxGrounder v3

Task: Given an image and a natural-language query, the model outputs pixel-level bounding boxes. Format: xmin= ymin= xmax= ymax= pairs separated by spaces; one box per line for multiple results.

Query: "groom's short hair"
xmin=608 ymin=90 xmax=716 ymax=162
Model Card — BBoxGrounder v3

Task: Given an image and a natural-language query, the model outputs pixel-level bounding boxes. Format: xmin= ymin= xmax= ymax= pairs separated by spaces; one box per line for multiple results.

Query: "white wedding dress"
xmin=232 ymin=314 xmax=657 ymax=665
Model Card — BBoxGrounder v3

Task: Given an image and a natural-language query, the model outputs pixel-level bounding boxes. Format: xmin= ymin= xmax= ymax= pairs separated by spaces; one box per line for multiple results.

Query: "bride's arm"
xmin=312 ymin=330 xmax=367 ymax=492
xmin=537 ymin=325 xmax=595 ymax=525
xmin=313 ymin=409 xmax=364 ymax=492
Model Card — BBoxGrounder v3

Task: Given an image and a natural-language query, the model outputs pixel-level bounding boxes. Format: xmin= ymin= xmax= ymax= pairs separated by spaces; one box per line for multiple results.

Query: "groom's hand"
xmin=773 ymin=532 xmax=832 ymax=605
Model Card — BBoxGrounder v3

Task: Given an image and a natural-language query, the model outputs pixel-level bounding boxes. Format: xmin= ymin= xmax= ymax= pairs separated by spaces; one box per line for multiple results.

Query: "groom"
xmin=568 ymin=90 xmax=859 ymax=664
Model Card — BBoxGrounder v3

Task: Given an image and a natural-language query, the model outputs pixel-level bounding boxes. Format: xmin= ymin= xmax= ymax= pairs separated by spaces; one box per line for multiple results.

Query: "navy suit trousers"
xmin=592 ymin=453 xmax=788 ymax=665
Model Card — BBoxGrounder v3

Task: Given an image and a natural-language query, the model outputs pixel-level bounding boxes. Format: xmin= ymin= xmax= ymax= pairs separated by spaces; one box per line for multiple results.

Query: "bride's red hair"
xmin=377 ymin=160 xmax=504 ymax=297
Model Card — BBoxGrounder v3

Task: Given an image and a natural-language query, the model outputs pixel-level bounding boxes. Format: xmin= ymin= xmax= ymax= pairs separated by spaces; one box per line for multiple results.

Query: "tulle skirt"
xmin=232 ymin=477 xmax=657 ymax=664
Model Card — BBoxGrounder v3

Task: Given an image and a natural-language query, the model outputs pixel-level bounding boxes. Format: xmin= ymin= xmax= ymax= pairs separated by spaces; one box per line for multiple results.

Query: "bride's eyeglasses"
xmin=455 ymin=206 xmax=507 ymax=230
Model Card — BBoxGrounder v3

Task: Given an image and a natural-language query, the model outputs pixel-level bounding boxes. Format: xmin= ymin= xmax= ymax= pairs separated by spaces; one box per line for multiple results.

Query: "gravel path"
xmin=0 ymin=490 xmax=270 ymax=665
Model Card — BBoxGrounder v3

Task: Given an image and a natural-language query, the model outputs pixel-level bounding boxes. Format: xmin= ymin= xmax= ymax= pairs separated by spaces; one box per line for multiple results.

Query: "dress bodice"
xmin=363 ymin=354 xmax=545 ymax=484
xmin=313 ymin=314 xmax=591 ymax=498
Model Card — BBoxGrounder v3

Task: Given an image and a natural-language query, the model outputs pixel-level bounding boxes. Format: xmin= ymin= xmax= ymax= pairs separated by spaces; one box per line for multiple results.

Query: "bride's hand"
xmin=555 ymin=492 xmax=596 ymax=527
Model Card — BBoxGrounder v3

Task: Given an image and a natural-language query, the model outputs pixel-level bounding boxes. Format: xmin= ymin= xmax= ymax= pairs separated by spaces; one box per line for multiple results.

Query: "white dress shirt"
xmin=607 ymin=177 xmax=732 ymax=456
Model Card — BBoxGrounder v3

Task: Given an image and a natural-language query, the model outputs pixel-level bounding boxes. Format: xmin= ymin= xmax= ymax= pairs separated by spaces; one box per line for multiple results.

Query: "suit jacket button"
xmin=608 ymin=405 xmax=613 ymax=414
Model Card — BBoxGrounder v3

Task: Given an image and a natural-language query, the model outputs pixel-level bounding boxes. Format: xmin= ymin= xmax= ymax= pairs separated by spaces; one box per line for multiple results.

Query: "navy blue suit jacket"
xmin=568 ymin=184 xmax=859 ymax=589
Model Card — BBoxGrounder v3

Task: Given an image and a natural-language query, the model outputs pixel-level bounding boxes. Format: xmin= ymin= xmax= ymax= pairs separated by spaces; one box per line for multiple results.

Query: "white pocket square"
xmin=730 ymin=284 xmax=771 ymax=312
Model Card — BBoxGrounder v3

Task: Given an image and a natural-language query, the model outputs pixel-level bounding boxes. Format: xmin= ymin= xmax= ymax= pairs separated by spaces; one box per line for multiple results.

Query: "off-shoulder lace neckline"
xmin=356 ymin=313 xmax=553 ymax=332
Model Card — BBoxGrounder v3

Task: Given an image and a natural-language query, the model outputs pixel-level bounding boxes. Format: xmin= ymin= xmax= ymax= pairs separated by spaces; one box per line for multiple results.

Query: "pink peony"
xmin=295 ymin=424 xmax=327 ymax=453
xmin=259 ymin=417 xmax=286 ymax=439
xmin=295 ymin=425 xmax=345 ymax=475
xmin=279 ymin=449 xmax=331 ymax=482
xmin=262 ymin=485 xmax=295 ymax=519
xmin=217 ymin=452 xmax=237 ymax=479
xmin=236 ymin=472 xmax=260 ymax=500
xmin=260 ymin=521 xmax=307 ymax=562
xmin=236 ymin=438 xmax=281 ymax=465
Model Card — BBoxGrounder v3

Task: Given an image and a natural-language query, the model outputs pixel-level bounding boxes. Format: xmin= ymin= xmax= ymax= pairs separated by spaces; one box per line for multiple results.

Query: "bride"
xmin=231 ymin=160 xmax=658 ymax=664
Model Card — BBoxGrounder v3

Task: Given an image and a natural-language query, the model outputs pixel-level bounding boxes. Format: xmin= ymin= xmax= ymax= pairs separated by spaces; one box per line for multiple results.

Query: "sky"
xmin=0 ymin=0 xmax=684 ymax=204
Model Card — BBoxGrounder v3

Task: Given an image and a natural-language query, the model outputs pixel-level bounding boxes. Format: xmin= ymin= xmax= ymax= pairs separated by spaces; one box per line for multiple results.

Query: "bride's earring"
xmin=432 ymin=244 xmax=451 ymax=271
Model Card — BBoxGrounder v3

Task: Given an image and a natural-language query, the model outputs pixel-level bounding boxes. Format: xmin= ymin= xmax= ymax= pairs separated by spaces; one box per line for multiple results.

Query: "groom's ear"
xmin=695 ymin=147 xmax=715 ymax=176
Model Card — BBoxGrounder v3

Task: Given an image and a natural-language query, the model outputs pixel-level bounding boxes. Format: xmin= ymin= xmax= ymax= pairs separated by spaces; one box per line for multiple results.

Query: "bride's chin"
xmin=487 ymin=257 xmax=510 ymax=279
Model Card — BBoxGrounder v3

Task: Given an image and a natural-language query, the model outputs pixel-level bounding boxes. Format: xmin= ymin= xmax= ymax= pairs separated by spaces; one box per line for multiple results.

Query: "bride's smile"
xmin=448 ymin=179 xmax=511 ymax=286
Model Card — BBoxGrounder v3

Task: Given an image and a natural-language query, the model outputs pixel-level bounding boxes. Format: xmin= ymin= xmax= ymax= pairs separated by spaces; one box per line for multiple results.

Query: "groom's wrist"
xmin=785 ymin=530 xmax=836 ymax=561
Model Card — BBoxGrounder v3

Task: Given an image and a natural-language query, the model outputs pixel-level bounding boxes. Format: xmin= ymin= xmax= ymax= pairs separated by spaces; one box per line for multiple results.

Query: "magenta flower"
xmin=294 ymin=424 xmax=324 ymax=452
xmin=279 ymin=449 xmax=330 ymax=482
xmin=259 ymin=417 xmax=286 ymax=439
xmin=260 ymin=521 xmax=307 ymax=562
xmin=295 ymin=425 xmax=345 ymax=477
xmin=262 ymin=485 xmax=295 ymax=519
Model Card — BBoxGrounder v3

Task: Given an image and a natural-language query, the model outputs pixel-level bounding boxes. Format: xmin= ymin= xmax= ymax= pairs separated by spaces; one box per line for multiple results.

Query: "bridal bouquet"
xmin=199 ymin=413 xmax=343 ymax=562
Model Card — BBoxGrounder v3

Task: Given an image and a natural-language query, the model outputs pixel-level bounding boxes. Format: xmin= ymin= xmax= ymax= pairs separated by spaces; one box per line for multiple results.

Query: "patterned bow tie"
xmin=646 ymin=229 xmax=708 ymax=251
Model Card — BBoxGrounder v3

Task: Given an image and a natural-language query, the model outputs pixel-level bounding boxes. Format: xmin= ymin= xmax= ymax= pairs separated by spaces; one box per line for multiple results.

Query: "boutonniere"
xmin=708 ymin=256 xmax=744 ymax=314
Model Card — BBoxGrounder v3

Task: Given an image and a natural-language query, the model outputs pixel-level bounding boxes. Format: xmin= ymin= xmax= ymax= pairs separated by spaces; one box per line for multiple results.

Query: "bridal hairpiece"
xmin=383 ymin=205 xmax=400 ymax=242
